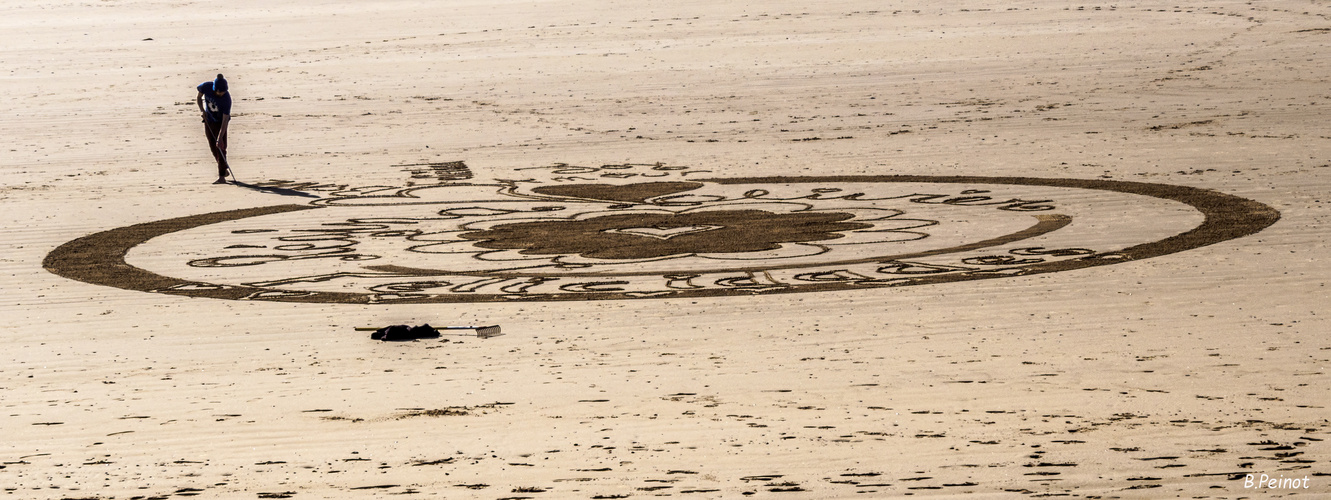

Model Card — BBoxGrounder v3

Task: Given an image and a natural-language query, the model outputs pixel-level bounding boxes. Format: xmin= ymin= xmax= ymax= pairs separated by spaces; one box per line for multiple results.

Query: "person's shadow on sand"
xmin=228 ymin=180 xmax=320 ymax=198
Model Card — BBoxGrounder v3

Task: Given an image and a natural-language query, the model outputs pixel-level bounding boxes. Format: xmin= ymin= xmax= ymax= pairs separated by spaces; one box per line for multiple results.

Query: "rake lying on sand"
xmin=355 ymin=325 xmax=502 ymax=338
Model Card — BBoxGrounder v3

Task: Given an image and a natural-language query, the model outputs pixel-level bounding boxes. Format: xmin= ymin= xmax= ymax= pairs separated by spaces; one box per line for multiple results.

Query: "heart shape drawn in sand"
xmin=602 ymin=224 xmax=724 ymax=240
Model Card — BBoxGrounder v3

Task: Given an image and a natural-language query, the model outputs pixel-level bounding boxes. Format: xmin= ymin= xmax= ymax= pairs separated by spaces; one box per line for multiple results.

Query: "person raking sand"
xmin=196 ymin=74 xmax=232 ymax=184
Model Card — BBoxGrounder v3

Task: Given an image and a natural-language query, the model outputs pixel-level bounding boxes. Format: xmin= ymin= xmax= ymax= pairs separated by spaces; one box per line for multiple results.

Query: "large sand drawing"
xmin=44 ymin=163 xmax=1279 ymax=303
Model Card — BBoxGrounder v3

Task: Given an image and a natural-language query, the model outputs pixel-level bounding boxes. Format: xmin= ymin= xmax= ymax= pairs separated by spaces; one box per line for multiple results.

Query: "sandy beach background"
xmin=3 ymin=0 xmax=1328 ymax=498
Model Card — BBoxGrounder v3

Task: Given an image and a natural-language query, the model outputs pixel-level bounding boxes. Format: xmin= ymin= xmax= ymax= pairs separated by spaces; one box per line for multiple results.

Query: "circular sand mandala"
xmin=44 ymin=163 xmax=1279 ymax=303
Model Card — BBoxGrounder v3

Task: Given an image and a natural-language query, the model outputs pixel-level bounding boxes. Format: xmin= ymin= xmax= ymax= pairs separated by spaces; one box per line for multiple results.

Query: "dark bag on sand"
xmin=371 ymin=324 xmax=441 ymax=341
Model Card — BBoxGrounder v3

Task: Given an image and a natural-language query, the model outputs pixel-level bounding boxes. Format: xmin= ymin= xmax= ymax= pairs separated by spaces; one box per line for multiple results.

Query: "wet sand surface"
xmin=2 ymin=0 xmax=1329 ymax=498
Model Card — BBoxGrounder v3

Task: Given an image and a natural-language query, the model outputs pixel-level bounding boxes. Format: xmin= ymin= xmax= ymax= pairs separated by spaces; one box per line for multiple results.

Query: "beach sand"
xmin=2 ymin=0 xmax=1328 ymax=498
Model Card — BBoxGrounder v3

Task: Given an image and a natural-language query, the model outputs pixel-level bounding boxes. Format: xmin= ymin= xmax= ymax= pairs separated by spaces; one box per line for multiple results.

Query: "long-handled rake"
xmin=355 ymin=325 xmax=503 ymax=338
xmin=219 ymin=149 xmax=237 ymax=183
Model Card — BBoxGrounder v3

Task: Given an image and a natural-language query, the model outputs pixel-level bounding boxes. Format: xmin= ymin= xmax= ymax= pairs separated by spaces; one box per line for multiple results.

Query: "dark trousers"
xmin=204 ymin=120 xmax=229 ymax=178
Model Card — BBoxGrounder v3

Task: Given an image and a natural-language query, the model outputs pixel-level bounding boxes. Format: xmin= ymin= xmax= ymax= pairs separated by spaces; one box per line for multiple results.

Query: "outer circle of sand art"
xmin=44 ymin=175 xmax=1279 ymax=303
